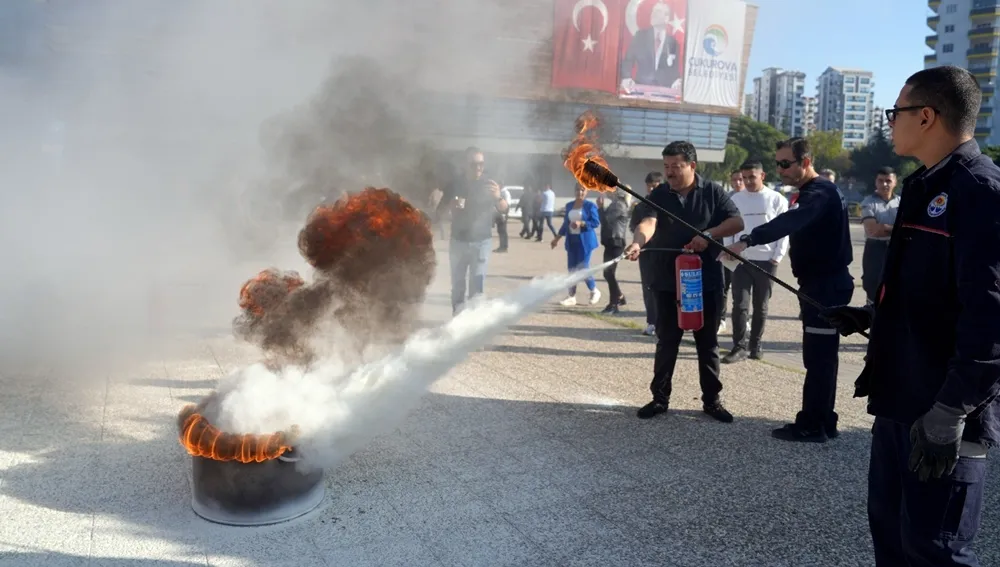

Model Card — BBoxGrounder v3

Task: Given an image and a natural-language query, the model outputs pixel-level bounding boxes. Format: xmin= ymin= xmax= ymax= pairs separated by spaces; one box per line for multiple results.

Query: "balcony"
xmin=970 ymin=66 xmax=998 ymax=79
xmin=926 ymin=34 xmax=938 ymax=48
xmin=981 ymin=106 xmax=995 ymax=115
xmin=927 ymin=15 xmax=940 ymax=30
xmin=925 ymin=54 xmax=938 ymax=65
xmin=969 ymin=26 xmax=999 ymax=39
xmin=984 ymin=84 xmax=996 ymax=94
xmin=971 ymin=1 xmax=1000 ymax=18
xmin=975 ymin=126 xmax=991 ymax=137
xmin=968 ymin=46 xmax=999 ymax=58
xmin=929 ymin=0 xmax=940 ymax=10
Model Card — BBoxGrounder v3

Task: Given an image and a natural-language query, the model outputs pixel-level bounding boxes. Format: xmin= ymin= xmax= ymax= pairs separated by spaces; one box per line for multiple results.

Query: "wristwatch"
xmin=739 ymin=234 xmax=753 ymax=247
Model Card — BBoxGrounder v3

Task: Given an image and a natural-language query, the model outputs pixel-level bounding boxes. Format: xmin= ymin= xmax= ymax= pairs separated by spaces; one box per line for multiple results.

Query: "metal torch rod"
xmin=606 ymin=175 xmax=868 ymax=339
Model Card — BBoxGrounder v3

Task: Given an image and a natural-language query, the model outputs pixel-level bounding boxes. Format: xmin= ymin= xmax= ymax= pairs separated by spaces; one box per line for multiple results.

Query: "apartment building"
xmin=747 ymin=67 xmax=808 ymax=136
xmin=816 ymin=67 xmax=875 ymax=149
xmin=925 ymin=0 xmax=997 ymax=145
xmin=803 ymin=96 xmax=818 ymax=134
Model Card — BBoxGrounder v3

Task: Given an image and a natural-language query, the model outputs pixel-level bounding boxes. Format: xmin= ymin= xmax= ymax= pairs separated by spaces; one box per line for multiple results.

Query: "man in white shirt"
xmin=722 ymin=161 xmax=789 ymax=363
xmin=535 ymin=185 xmax=557 ymax=241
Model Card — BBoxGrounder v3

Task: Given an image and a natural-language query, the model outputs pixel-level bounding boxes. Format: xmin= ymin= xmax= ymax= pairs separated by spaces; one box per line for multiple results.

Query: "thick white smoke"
xmin=0 ymin=0 xmax=539 ymax=375
xmin=210 ymin=260 xmax=620 ymax=471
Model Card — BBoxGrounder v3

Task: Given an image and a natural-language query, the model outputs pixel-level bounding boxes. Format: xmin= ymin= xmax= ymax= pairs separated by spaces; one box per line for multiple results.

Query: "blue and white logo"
xmin=927 ymin=193 xmax=948 ymax=217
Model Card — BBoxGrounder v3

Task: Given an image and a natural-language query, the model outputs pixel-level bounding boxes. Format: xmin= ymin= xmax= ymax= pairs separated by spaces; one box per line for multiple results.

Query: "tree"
xmin=805 ymin=130 xmax=849 ymax=172
xmin=982 ymin=145 xmax=1000 ymax=165
xmin=700 ymin=143 xmax=749 ymax=184
xmin=847 ymin=129 xmax=920 ymax=194
xmin=727 ymin=115 xmax=785 ymax=180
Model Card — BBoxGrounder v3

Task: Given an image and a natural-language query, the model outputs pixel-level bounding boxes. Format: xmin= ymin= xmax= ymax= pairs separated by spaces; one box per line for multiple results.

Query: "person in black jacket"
xmin=823 ymin=66 xmax=1000 ymax=567
xmin=597 ymin=189 xmax=630 ymax=314
xmin=725 ymin=137 xmax=854 ymax=442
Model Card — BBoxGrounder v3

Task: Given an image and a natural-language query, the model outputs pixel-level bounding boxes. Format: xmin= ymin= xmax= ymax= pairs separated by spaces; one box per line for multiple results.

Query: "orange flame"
xmin=177 ymin=405 xmax=296 ymax=463
xmin=563 ymin=111 xmax=613 ymax=192
xmin=238 ymin=269 xmax=305 ymax=318
xmin=297 ymin=186 xmax=433 ymax=278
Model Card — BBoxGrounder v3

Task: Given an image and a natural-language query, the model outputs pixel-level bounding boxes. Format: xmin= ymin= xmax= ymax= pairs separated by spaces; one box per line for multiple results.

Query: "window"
xmin=945 ymin=24 xmax=955 ymax=33
xmin=860 ymin=77 xmax=871 ymax=84
xmin=943 ymin=44 xmax=954 ymax=53
xmin=946 ymin=4 xmax=957 ymax=13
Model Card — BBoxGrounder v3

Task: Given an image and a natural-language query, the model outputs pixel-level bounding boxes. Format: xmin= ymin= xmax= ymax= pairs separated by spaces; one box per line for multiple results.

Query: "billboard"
xmin=551 ymin=0 xmax=747 ymax=109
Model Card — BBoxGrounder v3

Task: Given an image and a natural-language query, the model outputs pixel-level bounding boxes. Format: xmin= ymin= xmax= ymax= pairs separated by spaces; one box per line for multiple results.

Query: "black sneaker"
xmin=771 ymin=423 xmax=828 ymax=443
xmin=749 ymin=347 xmax=763 ymax=360
xmin=637 ymin=401 xmax=668 ymax=419
xmin=618 ymin=296 xmax=627 ymax=306
xmin=703 ymin=402 xmax=734 ymax=423
xmin=722 ymin=347 xmax=748 ymax=364
xmin=601 ymin=304 xmax=616 ymax=314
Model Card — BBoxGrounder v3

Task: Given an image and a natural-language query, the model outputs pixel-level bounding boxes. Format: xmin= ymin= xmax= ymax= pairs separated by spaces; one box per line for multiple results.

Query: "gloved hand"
xmin=819 ymin=305 xmax=873 ymax=337
xmin=908 ymin=402 xmax=967 ymax=482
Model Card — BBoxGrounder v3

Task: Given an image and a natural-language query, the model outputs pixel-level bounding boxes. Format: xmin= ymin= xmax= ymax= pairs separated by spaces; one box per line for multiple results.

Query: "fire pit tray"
xmin=190 ymin=451 xmax=325 ymax=526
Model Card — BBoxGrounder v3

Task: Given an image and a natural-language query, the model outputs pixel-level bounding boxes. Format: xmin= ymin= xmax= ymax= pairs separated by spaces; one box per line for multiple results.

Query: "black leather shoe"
xmin=637 ymin=401 xmax=668 ymax=419
xmin=772 ymin=423 xmax=828 ymax=443
xmin=703 ymin=403 xmax=734 ymax=423
xmin=722 ymin=347 xmax=748 ymax=364
xmin=749 ymin=347 xmax=763 ymax=360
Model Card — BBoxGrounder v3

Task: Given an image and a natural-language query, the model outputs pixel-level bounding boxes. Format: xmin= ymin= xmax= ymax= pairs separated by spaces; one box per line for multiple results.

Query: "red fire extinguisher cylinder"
xmin=675 ymin=252 xmax=704 ymax=331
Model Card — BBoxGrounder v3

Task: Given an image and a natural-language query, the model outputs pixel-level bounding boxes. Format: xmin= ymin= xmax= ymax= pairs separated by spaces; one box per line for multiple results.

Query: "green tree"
xmin=847 ymin=129 xmax=920 ymax=194
xmin=700 ymin=143 xmax=749 ymax=184
xmin=727 ymin=115 xmax=785 ymax=180
xmin=805 ymin=130 xmax=849 ymax=171
xmin=982 ymin=145 xmax=1000 ymax=165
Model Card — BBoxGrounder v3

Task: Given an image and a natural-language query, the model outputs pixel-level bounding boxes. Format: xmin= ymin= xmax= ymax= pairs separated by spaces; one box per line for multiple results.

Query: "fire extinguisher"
xmin=675 ymin=251 xmax=704 ymax=331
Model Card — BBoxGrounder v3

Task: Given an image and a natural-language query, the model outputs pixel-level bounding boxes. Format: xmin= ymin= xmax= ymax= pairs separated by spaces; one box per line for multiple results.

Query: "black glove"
xmin=819 ymin=305 xmax=873 ymax=337
xmin=908 ymin=402 xmax=966 ymax=482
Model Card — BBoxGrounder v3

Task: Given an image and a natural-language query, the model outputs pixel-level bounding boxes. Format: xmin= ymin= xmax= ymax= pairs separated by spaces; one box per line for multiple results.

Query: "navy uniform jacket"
xmin=856 ymin=140 xmax=1000 ymax=447
xmin=743 ymin=176 xmax=853 ymax=284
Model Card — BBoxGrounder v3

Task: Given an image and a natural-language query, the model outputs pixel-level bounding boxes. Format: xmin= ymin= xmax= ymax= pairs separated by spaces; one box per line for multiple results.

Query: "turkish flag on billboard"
xmin=551 ymin=0 xmax=623 ymax=93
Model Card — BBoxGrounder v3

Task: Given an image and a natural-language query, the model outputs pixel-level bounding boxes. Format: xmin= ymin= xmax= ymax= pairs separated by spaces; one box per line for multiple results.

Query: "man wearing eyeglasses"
xmin=437 ymin=147 xmax=508 ymax=315
xmin=725 ymin=137 xmax=854 ymax=443
xmin=822 ymin=66 xmax=1000 ymax=566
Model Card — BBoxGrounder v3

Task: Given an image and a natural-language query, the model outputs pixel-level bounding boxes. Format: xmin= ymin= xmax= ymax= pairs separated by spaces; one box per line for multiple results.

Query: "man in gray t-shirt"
xmin=859 ymin=166 xmax=900 ymax=304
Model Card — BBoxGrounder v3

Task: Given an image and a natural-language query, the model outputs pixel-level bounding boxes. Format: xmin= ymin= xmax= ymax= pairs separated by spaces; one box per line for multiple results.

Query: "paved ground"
xmin=0 ymin=221 xmax=997 ymax=566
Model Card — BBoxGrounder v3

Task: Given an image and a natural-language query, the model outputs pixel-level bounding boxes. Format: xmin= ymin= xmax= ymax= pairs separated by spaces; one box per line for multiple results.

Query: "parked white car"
xmin=504 ymin=185 xmax=524 ymax=219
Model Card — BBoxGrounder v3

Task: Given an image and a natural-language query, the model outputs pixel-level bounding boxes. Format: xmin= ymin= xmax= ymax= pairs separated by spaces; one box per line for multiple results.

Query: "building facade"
xmin=803 ymin=96 xmax=818 ymax=134
xmin=816 ymin=66 xmax=875 ymax=149
xmin=924 ymin=0 xmax=997 ymax=145
xmin=747 ymin=67 xmax=808 ymax=136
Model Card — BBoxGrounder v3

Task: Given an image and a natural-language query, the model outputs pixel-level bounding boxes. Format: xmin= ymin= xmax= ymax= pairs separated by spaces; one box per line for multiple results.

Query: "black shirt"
xmin=747 ymin=176 xmax=852 ymax=283
xmin=636 ymin=175 xmax=740 ymax=292
xmin=439 ymin=176 xmax=499 ymax=242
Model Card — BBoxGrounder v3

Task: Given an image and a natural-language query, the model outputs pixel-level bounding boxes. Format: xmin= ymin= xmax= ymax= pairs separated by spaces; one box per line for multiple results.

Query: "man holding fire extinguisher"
xmin=725 ymin=137 xmax=854 ymax=443
xmin=624 ymin=141 xmax=744 ymax=422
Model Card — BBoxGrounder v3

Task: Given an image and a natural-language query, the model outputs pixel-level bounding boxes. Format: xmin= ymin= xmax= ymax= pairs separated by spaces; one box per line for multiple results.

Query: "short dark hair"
xmin=904 ymin=66 xmax=981 ymax=136
xmin=662 ymin=141 xmax=698 ymax=162
xmin=776 ymin=137 xmax=811 ymax=161
xmin=645 ymin=171 xmax=664 ymax=184
xmin=740 ymin=160 xmax=764 ymax=171
xmin=876 ymin=166 xmax=896 ymax=177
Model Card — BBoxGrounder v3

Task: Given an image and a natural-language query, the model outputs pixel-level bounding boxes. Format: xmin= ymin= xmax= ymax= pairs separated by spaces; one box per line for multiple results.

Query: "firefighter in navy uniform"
xmin=823 ymin=66 xmax=1000 ymax=566
xmin=725 ymin=138 xmax=854 ymax=443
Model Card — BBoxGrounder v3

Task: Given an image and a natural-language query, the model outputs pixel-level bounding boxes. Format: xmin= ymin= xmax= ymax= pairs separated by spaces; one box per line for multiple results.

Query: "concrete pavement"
xmin=0 ymin=222 xmax=996 ymax=566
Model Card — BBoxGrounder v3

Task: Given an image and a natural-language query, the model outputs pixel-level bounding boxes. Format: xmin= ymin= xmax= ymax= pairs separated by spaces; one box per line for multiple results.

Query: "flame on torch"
xmin=177 ymin=405 xmax=297 ymax=463
xmin=562 ymin=111 xmax=614 ymax=193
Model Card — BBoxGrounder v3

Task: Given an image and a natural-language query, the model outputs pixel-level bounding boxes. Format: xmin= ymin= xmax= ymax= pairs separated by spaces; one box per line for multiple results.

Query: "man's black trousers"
xmin=868 ymin=417 xmax=987 ymax=566
xmin=794 ymin=279 xmax=853 ymax=433
xmin=650 ymin=289 xmax=723 ymax=405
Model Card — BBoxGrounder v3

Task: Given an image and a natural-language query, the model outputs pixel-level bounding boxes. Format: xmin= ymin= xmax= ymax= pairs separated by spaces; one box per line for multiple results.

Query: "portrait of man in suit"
xmin=619 ymin=1 xmax=683 ymax=93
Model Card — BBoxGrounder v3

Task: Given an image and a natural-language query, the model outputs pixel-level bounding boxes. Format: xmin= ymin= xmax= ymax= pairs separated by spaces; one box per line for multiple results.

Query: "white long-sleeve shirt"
xmin=725 ymin=187 xmax=790 ymax=263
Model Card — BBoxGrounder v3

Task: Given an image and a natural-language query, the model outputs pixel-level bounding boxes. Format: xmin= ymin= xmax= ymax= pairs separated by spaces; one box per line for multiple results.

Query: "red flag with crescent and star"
xmin=551 ymin=0 xmax=623 ymax=93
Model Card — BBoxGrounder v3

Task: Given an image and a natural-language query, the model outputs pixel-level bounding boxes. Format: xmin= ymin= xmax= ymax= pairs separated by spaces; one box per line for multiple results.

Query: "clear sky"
xmin=743 ymin=0 xmax=931 ymax=110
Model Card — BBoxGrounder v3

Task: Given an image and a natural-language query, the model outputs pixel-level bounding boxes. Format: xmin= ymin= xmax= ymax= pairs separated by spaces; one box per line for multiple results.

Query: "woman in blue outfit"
xmin=550 ymin=184 xmax=602 ymax=306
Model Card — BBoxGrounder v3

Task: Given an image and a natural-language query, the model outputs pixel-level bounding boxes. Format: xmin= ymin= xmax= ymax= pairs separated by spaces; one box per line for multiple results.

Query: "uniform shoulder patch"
xmin=927 ymin=193 xmax=948 ymax=218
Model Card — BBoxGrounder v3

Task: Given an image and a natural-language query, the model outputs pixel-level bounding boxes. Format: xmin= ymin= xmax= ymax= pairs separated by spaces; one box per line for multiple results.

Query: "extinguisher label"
xmin=678 ymin=269 xmax=703 ymax=313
